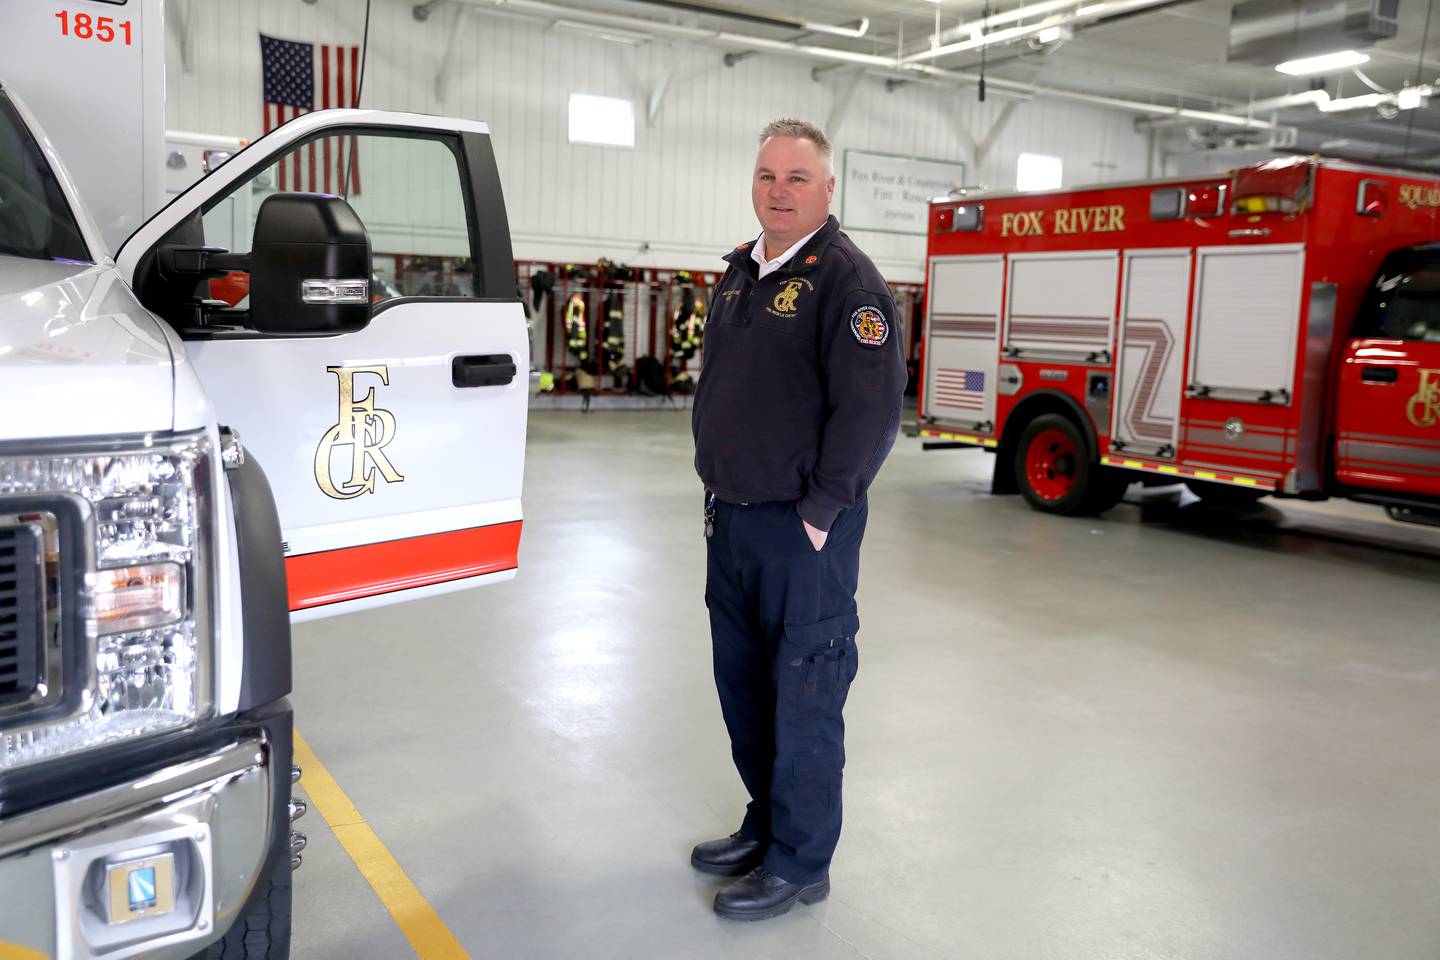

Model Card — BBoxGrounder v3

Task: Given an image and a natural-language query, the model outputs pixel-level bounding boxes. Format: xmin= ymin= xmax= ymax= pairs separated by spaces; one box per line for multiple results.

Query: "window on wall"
xmin=568 ymin=94 xmax=635 ymax=148
xmin=1017 ymin=153 xmax=1063 ymax=192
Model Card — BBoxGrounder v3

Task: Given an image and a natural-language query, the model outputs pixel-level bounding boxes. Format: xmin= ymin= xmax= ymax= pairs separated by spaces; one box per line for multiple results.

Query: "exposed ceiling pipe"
xmin=595 ymin=0 xmax=868 ymax=38
xmin=460 ymin=0 xmax=1280 ymax=129
xmin=1135 ymin=89 xmax=1331 ymax=129
xmin=902 ymin=0 xmax=1186 ymax=65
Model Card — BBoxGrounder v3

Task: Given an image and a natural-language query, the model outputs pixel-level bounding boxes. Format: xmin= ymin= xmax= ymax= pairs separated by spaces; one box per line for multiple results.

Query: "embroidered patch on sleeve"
xmin=850 ymin=305 xmax=889 ymax=347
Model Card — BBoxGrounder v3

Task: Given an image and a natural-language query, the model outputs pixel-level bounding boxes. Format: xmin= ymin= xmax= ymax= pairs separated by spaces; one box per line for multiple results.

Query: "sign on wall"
xmin=840 ymin=150 xmax=966 ymax=235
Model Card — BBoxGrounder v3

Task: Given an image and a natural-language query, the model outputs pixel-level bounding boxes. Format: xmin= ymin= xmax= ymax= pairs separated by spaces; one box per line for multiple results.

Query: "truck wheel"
xmin=190 ymin=846 xmax=292 ymax=959
xmin=1187 ymin=480 xmax=1266 ymax=510
xmin=1015 ymin=414 xmax=1125 ymax=516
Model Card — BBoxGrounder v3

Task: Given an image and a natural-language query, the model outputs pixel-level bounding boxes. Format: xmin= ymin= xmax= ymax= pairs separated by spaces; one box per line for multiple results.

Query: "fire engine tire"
xmin=1187 ymin=480 xmax=1267 ymax=509
xmin=188 ymin=843 xmax=292 ymax=960
xmin=1014 ymin=414 xmax=1125 ymax=516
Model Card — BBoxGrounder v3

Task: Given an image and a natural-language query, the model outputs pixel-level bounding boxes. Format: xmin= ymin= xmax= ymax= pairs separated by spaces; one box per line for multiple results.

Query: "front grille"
xmin=0 ymin=522 xmax=44 ymax=708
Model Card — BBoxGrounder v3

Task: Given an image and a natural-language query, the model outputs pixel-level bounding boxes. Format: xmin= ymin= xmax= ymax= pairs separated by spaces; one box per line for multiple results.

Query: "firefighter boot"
xmin=691 ymin=832 xmax=765 ymax=876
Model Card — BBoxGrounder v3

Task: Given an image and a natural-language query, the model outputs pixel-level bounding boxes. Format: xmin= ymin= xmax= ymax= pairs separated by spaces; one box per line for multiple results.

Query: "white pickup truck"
xmin=0 ymin=7 xmax=529 ymax=958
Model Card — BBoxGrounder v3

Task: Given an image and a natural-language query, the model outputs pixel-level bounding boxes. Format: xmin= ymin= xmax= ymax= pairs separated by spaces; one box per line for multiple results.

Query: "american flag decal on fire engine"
xmin=933 ymin=367 xmax=986 ymax=411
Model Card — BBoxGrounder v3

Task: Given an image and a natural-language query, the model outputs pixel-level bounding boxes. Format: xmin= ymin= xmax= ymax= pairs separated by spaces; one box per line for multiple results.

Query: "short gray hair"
xmin=758 ymin=118 xmax=833 ymax=168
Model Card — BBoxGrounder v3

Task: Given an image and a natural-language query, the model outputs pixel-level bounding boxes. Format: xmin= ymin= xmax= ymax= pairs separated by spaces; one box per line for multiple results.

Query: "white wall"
xmin=164 ymin=0 xmax=1150 ymax=282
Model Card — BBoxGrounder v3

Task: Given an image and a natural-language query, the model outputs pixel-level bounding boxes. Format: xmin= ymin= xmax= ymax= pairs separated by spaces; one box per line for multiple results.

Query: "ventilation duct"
xmin=1227 ymin=0 xmax=1399 ymax=66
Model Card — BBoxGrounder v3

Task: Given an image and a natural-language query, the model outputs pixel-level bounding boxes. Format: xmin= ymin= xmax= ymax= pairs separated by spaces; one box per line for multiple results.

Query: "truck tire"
xmin=189 ymin=847 xmax=292 ymax=960
xmin=1014 ymin=414 xmax=1126 ymax=516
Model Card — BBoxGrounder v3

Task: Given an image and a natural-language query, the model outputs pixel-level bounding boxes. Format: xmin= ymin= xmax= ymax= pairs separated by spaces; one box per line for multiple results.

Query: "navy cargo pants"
xmin=704 ymin=494 xmax=866 ymax=885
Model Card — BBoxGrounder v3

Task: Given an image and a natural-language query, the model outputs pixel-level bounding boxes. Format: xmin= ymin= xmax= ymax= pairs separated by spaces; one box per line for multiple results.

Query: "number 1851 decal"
xmin=55 ymin=10 xmax=134 ymax=46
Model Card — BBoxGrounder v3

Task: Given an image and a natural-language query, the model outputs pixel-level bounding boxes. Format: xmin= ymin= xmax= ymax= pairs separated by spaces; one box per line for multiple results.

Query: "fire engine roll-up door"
xmin=924 ymin=255 xmax=1003 ymax=431
xmin=1189 ymin=244 xmax=1305 ymax=403
xmin=1112 ymin=249 xmax=1192 ymax=458
xmin=1004 ymin=251 xmax=1118 ymax=363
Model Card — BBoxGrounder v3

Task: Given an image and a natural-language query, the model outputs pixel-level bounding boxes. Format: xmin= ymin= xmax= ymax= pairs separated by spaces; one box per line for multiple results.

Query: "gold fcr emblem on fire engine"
xmin=1408 ymin=369 xmax=1440 ymax=428
xmin=767 ymin=277 xmax=813 ymax=319
xmin=314 ymin=365 xmax=405 ymax=499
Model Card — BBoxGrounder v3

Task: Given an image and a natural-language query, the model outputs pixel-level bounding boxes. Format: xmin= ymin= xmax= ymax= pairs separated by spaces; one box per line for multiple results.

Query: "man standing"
xmin=690 ymin=119 xmax=907 ymax=921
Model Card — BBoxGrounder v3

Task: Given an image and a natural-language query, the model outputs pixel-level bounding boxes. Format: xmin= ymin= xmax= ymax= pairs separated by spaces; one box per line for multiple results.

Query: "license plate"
xmin=106 ymin=853 xmax=176 ymax=923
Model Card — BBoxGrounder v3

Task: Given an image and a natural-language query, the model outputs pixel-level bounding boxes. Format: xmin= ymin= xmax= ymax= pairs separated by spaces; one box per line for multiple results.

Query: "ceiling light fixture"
xmin=553 ymin=19 xmax=653 ymax=44
xmin=1397 ymin=85 xmax=1426 ymax=110
xmin=1276 ymin=49 xmax=1370 ymax=76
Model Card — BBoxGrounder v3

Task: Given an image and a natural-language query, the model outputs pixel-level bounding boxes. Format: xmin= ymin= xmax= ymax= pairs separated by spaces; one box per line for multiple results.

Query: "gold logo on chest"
xmin=767 ymin=277 xmax=814 ymax=319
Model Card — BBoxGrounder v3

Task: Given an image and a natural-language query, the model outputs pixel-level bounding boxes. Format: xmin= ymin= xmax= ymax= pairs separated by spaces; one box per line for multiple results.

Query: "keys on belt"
xmin=704 ymin=491 xmax=716 ymax=539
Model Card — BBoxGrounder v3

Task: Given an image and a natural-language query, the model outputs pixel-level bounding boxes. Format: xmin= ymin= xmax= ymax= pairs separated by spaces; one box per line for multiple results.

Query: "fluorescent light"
xmin=1017 ymin=152 xmax=1063 ymax=192
xmin=1397 ymin=85 xmax=1426 ymax=110
xmin=1076 ymin=3 xmax=1108 ymax=14
xmin=1036 ymin=23 xmax=1073 ymax=43
xmin=553 ymin=19 xmax=652 ymax=44
xmin=1276 ymin=49 xmax=1370 ymax=76
xmin=568 ymin=94 xmax=636 ymax=148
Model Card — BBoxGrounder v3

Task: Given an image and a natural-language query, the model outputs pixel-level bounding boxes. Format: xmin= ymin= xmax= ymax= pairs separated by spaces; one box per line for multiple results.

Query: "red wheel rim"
xmin=1025 ymin=428 xmax=1079 ymax=501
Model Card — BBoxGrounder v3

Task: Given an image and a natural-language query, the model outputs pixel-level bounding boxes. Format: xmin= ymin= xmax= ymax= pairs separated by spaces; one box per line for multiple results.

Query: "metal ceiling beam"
xmin=443 ymin=0 xmax=1287 ymax=129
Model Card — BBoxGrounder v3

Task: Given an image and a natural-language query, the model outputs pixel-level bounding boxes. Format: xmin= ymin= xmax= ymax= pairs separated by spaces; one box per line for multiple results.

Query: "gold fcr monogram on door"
xmin=1408 ymin=369 xmax=1440 ymax=428
xmin=314 ymin=365 xmax=405 ymax=499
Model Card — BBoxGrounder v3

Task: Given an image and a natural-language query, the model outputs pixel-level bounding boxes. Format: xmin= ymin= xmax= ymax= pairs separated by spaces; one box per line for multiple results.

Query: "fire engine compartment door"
xmin=1112 ymin=249 xmax=1191 ymax=458
xmin=924 ymin=255 xmax=1003 ymax=431
xmin=117 ymin=111 xmax=528 ymax=621
xmin=1004 ymin=251 xmax=1118 ymax=363
xmin=1188 ymin=244 xmax=1305 ymax=404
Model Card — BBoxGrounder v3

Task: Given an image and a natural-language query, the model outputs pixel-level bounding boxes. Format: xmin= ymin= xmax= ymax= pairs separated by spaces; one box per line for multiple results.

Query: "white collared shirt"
xmin=751 ymin=223 xmax=826 ymax=279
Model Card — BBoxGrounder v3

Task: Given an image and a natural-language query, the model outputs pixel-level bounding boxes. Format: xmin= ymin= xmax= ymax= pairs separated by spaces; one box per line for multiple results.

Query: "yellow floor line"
xmin=293 ymin=731 xmax=470 ymax=960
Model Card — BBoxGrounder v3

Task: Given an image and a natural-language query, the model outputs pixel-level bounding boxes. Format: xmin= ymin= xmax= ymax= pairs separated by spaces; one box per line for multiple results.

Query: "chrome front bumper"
xmin=0 ymin=737 xmax=273 ymax=960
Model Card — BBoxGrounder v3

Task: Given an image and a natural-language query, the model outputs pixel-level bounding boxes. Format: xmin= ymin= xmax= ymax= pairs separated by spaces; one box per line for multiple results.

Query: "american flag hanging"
xmin=260 ymin=34 xmax=361 ymax=195
xmin=933 ymin=367 xmax=986 ymax=411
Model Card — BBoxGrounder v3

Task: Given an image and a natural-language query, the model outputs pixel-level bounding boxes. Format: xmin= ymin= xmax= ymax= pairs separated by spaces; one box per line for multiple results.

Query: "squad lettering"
xmin=1000 ymin=204 xmax=1126 ymax=238
xmin=1399 ymin=183 xmax=1440 ymax=210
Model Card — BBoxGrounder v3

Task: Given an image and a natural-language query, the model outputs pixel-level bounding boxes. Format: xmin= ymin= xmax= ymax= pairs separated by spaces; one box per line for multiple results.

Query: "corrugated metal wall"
xmin=165 ymin=0 xmax=1149 ymax=282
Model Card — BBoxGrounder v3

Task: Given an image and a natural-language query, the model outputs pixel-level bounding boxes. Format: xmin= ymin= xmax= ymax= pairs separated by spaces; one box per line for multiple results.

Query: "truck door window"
xmin=0 ymin=91 xmax=89 ymax=263
xmin=199 ymin=131 xmax=475 ymax=307
xmin=1358 ymin=253 xmax=1440 ymax=343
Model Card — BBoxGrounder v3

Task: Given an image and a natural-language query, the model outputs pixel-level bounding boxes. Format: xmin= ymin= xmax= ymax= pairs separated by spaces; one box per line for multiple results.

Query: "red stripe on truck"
xmin=286 ymin=521 xmax=523 ymax=611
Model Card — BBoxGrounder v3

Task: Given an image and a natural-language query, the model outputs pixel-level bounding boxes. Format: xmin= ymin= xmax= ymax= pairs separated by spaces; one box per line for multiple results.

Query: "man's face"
xmin=752 ymin=136 xmax=835 ymax=245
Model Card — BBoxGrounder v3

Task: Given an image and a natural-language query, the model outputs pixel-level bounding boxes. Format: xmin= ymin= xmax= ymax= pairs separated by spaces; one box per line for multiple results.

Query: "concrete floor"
xmin=291 ymin=410 xmax=1440 ymax=960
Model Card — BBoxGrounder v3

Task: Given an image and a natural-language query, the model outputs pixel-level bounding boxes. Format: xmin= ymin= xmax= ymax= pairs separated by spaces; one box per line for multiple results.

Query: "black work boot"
xmin=690 ymin=832 xmax=764 ymax=876
xmin=713 ymin=867 xmax=830 ymax=921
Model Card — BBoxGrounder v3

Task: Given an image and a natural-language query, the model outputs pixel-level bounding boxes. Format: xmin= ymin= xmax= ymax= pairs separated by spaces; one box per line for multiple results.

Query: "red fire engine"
xmin=917 ymin=157 xmax=1440 ymax=525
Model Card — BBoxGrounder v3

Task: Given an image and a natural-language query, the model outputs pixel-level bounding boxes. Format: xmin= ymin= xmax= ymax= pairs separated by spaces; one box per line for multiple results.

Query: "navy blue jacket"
xmin=692 ymin=215 xmax=907 ymax=532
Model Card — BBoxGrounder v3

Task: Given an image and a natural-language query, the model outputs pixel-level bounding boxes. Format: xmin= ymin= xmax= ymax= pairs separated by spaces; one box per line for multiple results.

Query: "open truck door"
xmin=118 ymin=110 xmax=528 ymax=620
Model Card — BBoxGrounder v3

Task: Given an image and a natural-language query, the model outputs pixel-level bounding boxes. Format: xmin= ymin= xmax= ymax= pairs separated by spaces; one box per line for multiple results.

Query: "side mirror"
xmin=250 ymin=193 xmax=371 ymax=335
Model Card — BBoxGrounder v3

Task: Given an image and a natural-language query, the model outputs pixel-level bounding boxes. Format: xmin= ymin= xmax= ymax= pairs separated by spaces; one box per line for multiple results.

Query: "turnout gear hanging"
xmin=669 ymin=272 xmax=706 ymax=393
xmin=602 ymin=290 xmax=628 ymax=386
xmin=564 ymin=292 xmax=590 ymax=364
xmin=595 ymin=259 xmax=628 ymax=388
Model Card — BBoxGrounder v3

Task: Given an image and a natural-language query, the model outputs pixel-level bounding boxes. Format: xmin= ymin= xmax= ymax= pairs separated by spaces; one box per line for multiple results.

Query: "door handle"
xmin=1361 ymin=366 xmax=1399 ymax=384
xmin=452 ymin=354 xmax=517 ymax=388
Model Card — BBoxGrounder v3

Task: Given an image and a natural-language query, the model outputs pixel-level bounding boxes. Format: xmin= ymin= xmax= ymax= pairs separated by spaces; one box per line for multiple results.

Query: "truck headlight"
xmin=0 ymin=433 xmax=215 ymax=769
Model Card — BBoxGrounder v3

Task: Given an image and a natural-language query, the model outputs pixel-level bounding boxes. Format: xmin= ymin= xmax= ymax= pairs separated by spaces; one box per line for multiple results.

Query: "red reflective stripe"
xmin=285 ymin=522 xmax=523 ymax=611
